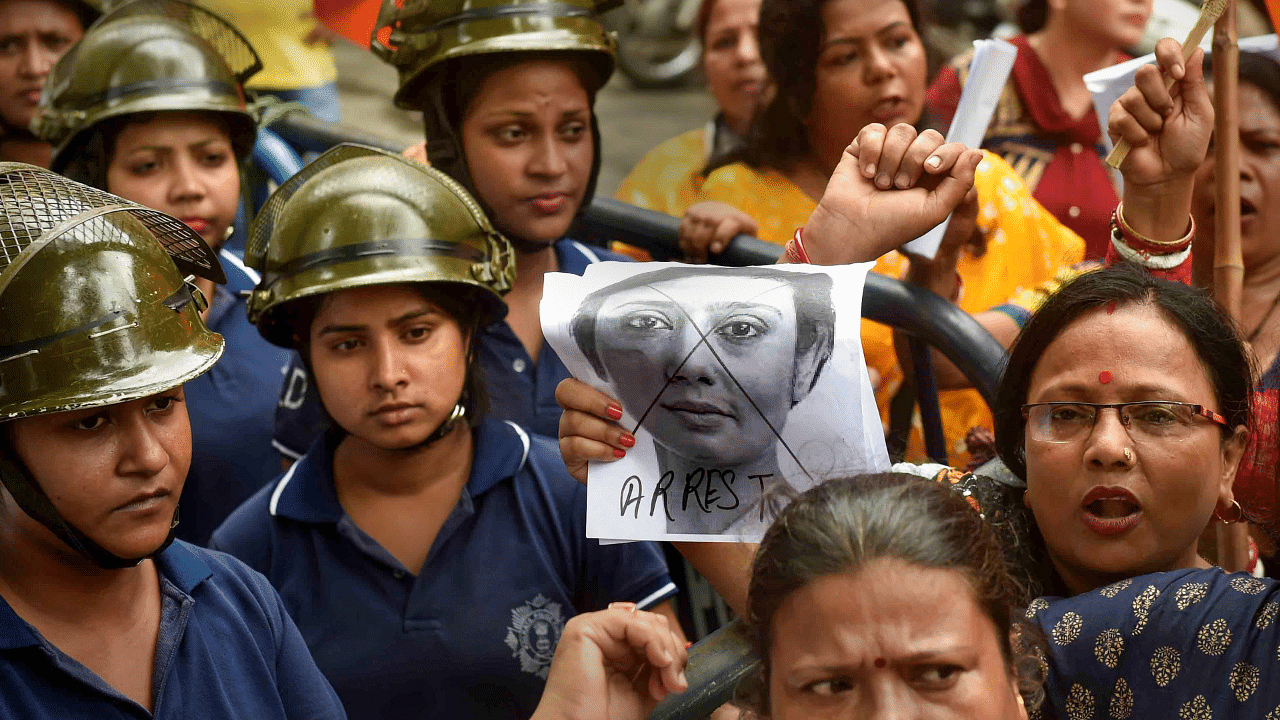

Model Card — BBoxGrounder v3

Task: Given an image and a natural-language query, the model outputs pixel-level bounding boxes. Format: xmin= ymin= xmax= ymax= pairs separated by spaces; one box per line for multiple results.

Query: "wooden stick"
xmin=1211 ymin=0 xmax=1251 ymax=575
xmin=1105 ymin=0 xmax=1228 ymax=169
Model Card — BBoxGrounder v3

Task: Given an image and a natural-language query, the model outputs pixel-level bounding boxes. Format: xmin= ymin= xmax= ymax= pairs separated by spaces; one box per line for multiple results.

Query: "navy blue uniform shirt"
xmin=0 ymin=541 xmax=345 ymax=720
xmin=272 ymin=239 xmax=628 ymax=457
xmin=210 ymin=418 xmax=676 ymax=720
xmin=180 ymin=249 xmax=292 ymax=545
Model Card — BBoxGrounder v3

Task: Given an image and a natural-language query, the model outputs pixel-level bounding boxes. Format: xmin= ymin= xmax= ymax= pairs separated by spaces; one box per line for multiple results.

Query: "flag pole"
xmin=1212 ymin=0 xmax=1251 ymax=574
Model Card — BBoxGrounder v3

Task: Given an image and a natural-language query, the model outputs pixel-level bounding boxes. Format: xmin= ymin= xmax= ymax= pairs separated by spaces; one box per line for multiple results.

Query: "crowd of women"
xmin=0 ymin=0 xmax=1279 ymax=717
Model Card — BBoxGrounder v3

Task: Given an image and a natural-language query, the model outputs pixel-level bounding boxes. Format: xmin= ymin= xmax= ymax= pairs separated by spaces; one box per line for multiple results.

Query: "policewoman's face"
xmin=3 ymin=389 xmax=191 ymax=560
xmin=106 ymin=113 xmax=241 ymax=251
xmin=593 ymin=274 xmax=797 ymax=466
xmin=460 ymin=60 xmax=593 ymax=250
xmin=767 ymin=559 xmax=1028 ymax=720
xmin=308 ymin=284 xmax=469 ymax=450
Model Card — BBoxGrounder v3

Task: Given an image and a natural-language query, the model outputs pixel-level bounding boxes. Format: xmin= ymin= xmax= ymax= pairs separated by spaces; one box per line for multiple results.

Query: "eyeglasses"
xmin=1021 ymin=402 xmax=1229 ymax=444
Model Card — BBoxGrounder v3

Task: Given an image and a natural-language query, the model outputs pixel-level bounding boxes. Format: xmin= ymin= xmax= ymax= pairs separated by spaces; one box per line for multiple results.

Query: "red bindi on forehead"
xmin=1099 ymin=371 xmax=1113 ymax=384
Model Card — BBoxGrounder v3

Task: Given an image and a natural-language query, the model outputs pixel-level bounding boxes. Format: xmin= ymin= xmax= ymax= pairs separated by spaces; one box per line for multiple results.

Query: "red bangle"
xmin=1111 ymin=203 xmax=1194 ymax=256
xmin=786 ymin=227 xmax=811 ymax=264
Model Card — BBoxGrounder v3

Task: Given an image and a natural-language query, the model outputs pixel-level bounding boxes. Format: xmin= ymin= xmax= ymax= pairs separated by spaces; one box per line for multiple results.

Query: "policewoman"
xmin=34 ymin=0 xmax=293 ymax=544
xmin=209 ymin=146 xmax=677 ymax=720
xmin=0 ymin=164 xmax=343 ymax=719
xmin=272 ymin=0 xmax=634 ymax=458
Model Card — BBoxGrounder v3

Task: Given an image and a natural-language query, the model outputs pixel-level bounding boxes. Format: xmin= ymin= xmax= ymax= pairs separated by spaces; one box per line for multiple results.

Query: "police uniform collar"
xmin=268 ymin=430 xmax=346 ymax=524
xmin=153 ymin=540 xmax=214 ymax=594
xmin=467 ymin=419 xmax=532 ymax=497
xmin=205 ymin=248 xmax=259 ymax=328
xmin=555 ymin=238 xmax=603 ymax=277
xmin=0 ymin=541 xmax=211 ymax=650
xmin=269 ymin=419 xmax=532 ymax=523
xmin=0 ymin=592 xmax=39 ymax=649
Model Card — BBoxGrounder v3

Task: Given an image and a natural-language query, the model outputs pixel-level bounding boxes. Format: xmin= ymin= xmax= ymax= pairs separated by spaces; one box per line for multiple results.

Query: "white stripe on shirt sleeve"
xmin=635 ymin=582 xmax=678 ymax=610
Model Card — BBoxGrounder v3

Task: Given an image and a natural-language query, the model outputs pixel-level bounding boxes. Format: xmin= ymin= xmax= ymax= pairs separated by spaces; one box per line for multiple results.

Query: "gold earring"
xmin=1217 ymin=499 xmax=1245 ymax=525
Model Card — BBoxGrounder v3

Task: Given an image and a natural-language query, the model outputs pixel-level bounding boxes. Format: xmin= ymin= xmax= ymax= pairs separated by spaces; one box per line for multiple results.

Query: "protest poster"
xmin=543 ymin=262 xmax=889 ymax=542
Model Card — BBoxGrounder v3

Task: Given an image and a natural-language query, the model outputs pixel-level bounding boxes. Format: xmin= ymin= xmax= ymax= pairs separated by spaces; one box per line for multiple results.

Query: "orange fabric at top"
xmin=1268 ymin=0 xmax=1280 ymax=33
xmin=314 ymin=0 xmax=382 ymax=48
xmin=698 ymin=151 xmax=1085 ymax=467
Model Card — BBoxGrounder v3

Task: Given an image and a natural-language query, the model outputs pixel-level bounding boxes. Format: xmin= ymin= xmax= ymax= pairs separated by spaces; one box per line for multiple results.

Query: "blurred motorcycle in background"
xmin=604 ymin=0 xmax=703 ymax=89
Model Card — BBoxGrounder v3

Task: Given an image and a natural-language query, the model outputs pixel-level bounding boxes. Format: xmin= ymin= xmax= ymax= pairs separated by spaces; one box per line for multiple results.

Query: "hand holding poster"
xmin=542 ymin=262 xmax=889 ymax=542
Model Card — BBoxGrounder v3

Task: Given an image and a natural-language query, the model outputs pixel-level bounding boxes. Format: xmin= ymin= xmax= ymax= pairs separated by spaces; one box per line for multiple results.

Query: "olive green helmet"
xmin=371 ymin=0 xmax=619 ymax=110
xmin=33 ymin=0 xmax=263 ymax=175
xmin=245 ymin=144 xmax=516 ymax=349
xmin=0 ymin=163 xmax=224 ymax=569
xmin=0 ymin=163 xmax=224 ymax=422
xmin=371 ymin=0 xmax=618 ymax=245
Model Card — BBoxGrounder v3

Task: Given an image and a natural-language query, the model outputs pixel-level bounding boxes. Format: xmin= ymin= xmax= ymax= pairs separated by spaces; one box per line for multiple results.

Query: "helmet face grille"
xmin=245 ymin=144 xmax=385 ymax=270
xmin=0 ymin=166 xmax=224 ymax=283
xmin=61 ymin=0 xmax=263 ymax=88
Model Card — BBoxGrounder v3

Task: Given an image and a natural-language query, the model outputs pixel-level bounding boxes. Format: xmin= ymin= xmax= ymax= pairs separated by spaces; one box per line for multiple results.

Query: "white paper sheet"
xmin=1087 ymin=33 xmax=1280 ymax=161
xmin=902 ymin=38 xmax=1018 ymax=259
xmin=542 ymin=262 xmax=889 ymax=542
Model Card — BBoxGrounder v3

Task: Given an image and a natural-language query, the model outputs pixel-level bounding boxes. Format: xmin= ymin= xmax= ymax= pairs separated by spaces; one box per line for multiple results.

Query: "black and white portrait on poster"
xmin=542 ymin=262 xmax=888 ymax=542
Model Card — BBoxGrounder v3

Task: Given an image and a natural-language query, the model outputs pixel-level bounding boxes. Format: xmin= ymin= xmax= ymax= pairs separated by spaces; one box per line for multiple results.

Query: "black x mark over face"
xmin=593 ymin=274 xmax=805 ymax=469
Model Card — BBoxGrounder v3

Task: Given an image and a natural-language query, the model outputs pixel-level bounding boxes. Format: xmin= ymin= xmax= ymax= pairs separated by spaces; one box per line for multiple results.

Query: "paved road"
xmin=329 ymin=41 xmax=717 ymax=199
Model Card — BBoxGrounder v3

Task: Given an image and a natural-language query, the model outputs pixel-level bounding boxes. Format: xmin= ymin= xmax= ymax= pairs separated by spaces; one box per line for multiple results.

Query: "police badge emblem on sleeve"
xmin=505 ymin=595 xmax=567 ymax=678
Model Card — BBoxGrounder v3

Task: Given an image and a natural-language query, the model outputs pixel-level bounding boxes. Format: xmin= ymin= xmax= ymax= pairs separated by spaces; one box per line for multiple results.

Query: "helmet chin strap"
xmin=0 ymin=116 xmax=39 ymax=142
xmin=408 ymin=401 xmax=468 ymax=451
xmin=0 ymin=451 xmax=176 ymax=571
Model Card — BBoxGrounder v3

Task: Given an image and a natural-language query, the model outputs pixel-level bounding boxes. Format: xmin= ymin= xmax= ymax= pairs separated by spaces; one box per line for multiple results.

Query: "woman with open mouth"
xmin=31 ymin=0 xmax=291 ymax=546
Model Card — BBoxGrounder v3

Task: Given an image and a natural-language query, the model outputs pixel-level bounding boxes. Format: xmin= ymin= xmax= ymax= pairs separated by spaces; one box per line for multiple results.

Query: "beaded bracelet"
xmin=785 ymin=227 xmax=812 ymax=264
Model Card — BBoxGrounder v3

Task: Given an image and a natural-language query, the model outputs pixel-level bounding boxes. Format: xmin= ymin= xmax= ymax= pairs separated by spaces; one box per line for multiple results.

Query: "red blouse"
xmin=928 ymin=36 xmax=1122 ymax=260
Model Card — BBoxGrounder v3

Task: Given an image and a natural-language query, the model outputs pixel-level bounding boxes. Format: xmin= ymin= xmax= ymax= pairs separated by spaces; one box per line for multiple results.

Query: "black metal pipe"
xmin=648 ymin=621 xmax=758 ymax=720
xmin=908 ymin=335 xmax=949 ymax=464
xmin=270 ymin=111 xmax=407 ymax=155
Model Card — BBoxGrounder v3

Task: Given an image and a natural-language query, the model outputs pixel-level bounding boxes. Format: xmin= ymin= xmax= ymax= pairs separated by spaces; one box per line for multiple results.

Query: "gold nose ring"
xmin=1123 ymin=447 xmax=1134 ymax=463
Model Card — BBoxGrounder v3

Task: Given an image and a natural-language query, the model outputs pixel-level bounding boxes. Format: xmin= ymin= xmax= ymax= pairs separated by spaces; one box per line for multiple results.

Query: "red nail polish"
xmin=613 ymin=448 xmax=626 ymax=459
xmin=606 ymin=404 xmax=623 ymax=421
xmin=685 ymin=642 xmax=693 ymax=649
xmin=619 ymin=433 xmax=636 ymax=448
